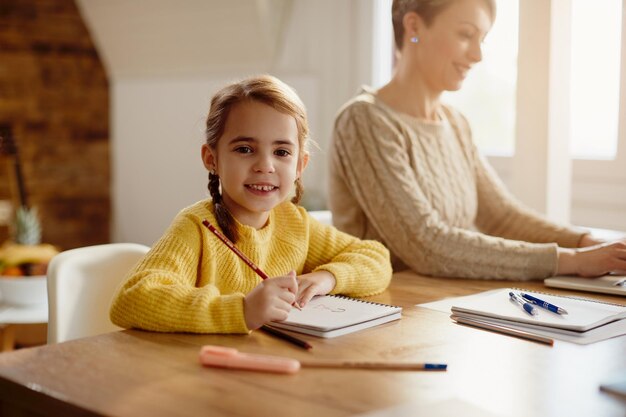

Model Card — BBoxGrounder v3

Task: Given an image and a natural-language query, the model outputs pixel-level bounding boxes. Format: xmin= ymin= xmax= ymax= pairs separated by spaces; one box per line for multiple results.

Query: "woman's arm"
xmin=469 ymin=146 xmax=586 ymax=248
xmin=330 ymin=101 xmax=558 ymax=280
xmin=457 ymin=108 xmax=626 ymax=277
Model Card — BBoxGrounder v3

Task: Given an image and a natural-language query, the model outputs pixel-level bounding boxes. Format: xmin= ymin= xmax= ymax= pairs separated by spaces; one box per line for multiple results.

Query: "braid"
xmin=291 ymin=178 xmax=304 ymax=205
xmin=208 ymin=172 xmax=239 ymax=243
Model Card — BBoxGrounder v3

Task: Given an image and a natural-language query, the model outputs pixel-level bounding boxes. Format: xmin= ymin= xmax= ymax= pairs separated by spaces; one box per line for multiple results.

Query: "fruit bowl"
xmin=0 ymin=275 xmax=47 ymax=306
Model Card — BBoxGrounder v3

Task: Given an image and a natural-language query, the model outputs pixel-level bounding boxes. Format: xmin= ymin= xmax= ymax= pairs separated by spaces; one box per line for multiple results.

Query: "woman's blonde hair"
xmin=205 ymin=74 xmax=309 ymax=243
xmin=392 ymin=0 xmax=497 ymax=50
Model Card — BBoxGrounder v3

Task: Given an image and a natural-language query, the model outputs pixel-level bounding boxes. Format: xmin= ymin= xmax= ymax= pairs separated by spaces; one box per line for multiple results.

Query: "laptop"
xmin=544 ymin=275 xmax=626 ymax=296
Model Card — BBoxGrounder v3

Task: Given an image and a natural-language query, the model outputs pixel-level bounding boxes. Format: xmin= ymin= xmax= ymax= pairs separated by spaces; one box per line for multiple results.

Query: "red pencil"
xmin=201 ymin=219 xmax=308 ymax=348
xmin=202 ymin=219 xmax=269 ymax=279
xmin=201 ymin=219 xmax=302 ymax=310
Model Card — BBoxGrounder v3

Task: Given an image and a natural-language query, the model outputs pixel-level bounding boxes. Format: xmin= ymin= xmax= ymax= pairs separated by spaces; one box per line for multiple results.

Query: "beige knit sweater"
xmin=329 ymin=88 xmax=586 ymax=280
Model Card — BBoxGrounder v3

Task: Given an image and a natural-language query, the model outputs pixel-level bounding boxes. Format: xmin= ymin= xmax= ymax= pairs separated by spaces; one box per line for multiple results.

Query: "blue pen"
xmin=521 ymin=293 xmax=568 ymax=315
xmin=509 ymin=292 xmax=537 ymax=316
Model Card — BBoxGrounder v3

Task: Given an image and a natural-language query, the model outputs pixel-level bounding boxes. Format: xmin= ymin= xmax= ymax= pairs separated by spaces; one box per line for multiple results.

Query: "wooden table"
xmin=0 ymin=271 xmax=624 ymax=417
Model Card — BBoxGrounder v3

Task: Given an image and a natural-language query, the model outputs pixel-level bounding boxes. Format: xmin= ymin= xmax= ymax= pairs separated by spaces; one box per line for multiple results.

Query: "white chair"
xmin=308 ymin=210 xmax=333 ymax=225
xmin=46 ymin=243 xmax=150 ymax=344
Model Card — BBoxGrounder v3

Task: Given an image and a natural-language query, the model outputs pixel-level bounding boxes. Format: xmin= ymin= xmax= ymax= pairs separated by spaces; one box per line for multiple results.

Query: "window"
xmin=370 ymin=0 xmax=626 ymax=229
xmin=570 ymin=0 xmax=622 ymax=160
xmin=372 ymin=0 xmax=393 ymax=89
xmin=443 ymin=1 xmax=519 ymax=156
xmin=373 ymin=0 xmax=623 ymax=159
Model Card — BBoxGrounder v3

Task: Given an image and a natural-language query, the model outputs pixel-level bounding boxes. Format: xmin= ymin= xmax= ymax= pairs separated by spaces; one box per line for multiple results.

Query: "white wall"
xmin=112 ymin=77 xmax=224 ymax=244
xmin=79 ymin=0 xmax=376 ymax=245
xmin=81 ymin=0 xmax=625 ymax=245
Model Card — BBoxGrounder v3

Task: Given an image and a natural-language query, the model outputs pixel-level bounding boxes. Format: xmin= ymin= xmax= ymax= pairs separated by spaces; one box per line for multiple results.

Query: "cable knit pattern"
xmin=328 ymin=87 xmax=586 ymax=280
xmin=110 ymin=199 xmax=392 ymax=334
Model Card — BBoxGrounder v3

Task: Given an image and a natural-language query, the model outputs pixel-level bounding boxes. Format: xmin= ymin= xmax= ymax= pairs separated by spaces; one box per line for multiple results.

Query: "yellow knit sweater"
xmin=110 ymin=199 xmax=392 ymax=334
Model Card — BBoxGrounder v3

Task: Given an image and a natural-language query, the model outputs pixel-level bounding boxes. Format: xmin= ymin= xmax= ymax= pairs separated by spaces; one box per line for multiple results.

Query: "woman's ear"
xmin=201 ymin=144 xmax=217 ymax=173
xmin=402 ymin=11 xmax=423 ymax=45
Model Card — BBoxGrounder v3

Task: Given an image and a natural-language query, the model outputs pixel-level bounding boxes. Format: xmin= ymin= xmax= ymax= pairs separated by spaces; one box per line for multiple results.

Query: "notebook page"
xmin=274 ymin=295 xmax=402 ymax=332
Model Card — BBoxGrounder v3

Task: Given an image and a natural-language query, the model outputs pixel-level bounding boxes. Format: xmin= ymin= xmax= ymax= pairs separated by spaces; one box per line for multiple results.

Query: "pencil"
xmin=451 ymin=315 xmax=554 ymax=346
xmin=300 ymin=360 xmax=447 ymax=371
xmin=201 ymin=219 xmax=302 ymax=310
xmin=261 ymin=325 xmax=313 ymax=350
xmin=202 ymin=219 xmax=269 ymax=279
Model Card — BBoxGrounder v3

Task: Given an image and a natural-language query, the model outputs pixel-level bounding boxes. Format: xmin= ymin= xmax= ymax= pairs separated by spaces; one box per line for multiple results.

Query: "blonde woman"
xmin=329 ymin=0 xmax=626 ymax=280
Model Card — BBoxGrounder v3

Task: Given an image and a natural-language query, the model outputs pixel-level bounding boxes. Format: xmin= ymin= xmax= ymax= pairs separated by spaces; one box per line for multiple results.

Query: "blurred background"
xmin=1 ymin=0 xmax=625 ymax=251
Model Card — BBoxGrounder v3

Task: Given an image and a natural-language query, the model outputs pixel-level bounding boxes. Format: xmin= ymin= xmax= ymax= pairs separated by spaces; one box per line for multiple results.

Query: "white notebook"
xmin=545 ymin=275 xmax=626 ymax=296
xmin=270 ymin=295 xmax=402 ymax=338
xmin=450 ymin=288 xmax=626 ymax=333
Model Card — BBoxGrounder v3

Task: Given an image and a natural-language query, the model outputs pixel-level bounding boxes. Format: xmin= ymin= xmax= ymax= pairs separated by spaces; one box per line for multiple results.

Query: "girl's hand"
xmin=243 ymin=271 xmax=298 ymax=330
xmin=557 ymin=240 xmax=626 ymax=277
xmin=296 ymin=271 xmax=336 ymax=308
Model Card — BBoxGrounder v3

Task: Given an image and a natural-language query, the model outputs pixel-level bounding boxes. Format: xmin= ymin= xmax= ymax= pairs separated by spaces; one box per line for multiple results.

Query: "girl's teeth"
xmin=249 ymin=185 xmax=275 ymax=191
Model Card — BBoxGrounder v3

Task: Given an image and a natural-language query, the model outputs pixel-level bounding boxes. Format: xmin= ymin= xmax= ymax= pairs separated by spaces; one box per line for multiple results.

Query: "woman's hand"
xmin=243 ymin=271 xmax=298 ymax=330
xmin=557 ymin=240 xmax=626 ymax=277
xmin=578 ymin=233 xmax=605 ymax=248
xmin=295 ymin=271 xmax=336 ymax=308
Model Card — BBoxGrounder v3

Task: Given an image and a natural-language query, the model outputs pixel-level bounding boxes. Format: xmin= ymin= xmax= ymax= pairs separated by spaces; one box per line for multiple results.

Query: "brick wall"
xmin=0 ymin=0 xmax=109 ymax=249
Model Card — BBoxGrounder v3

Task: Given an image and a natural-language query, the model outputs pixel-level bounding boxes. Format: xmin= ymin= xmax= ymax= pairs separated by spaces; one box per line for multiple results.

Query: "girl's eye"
xmin=234 ymin=146 xmax=253 ymax=154
xmin=275 ymin=149 xmax=292 ymax=157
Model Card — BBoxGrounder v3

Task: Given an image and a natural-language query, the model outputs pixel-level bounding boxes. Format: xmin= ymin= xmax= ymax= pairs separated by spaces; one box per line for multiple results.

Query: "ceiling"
xmin=76 ymin=0 xmax=291 ymax=78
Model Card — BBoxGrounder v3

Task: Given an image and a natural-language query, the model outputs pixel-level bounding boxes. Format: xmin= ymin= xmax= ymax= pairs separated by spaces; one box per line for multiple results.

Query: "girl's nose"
xmin=253 ymin=154 xmax=275 ymax=173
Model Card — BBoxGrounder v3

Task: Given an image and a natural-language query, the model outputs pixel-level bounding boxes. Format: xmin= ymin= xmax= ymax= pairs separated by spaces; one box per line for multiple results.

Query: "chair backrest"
xmin=46 ymin=243 xmax=150 ymax=344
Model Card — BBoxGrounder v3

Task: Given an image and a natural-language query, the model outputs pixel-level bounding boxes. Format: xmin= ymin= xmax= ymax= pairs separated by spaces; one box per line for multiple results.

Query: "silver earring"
xmin=410 ymin=36 xmax=419 ymax=44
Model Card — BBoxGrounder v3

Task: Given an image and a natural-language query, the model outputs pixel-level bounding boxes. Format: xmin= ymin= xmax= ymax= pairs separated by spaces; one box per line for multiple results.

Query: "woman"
xmin=328 ymin=0 xmax=626 ymax=280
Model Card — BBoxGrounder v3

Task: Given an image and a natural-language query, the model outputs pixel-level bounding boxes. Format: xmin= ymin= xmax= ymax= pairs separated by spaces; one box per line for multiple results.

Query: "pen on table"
xmin=451 ymin=315 xmax=554 ymax=346
xmin=261 ymin=325 xmax=313 ymax=350
xmin=521 ymin=292 xmax=568 ymax=315
xmin=201 ymin=219 xmax=302 ymax=310
xmin=509 ymin=291 xmax=537 ymax=316
xmin=300 ymin=360 xmax=447 ymax=371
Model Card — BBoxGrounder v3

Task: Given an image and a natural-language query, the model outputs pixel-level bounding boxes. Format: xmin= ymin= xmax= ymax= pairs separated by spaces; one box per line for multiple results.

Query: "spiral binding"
xmin=512 ymin=287 xmax=626 ymax=308
xmin=329 ymin=294 xmax=401 ymax=309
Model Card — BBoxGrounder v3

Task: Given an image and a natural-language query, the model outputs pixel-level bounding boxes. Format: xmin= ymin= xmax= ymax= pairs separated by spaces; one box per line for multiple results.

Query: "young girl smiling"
xmin=110 ymin=75 xmax=392 ymax=333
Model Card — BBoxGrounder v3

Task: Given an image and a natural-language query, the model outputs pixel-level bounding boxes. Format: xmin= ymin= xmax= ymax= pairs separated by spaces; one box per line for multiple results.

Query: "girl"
xmin=110 ymin=75 xmax=392 ymax=333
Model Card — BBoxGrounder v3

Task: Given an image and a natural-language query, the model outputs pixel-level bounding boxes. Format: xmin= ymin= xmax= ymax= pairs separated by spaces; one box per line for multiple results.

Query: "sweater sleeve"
xmin=109 ymin=214 xmax=249 ymax=334
xmin=302 ymin=211 xmax=392 ymax=297
xmin=465 ymin=142 xmax=586 ymax=247
xmin=331 ymin=102 xmax=560 ymax=280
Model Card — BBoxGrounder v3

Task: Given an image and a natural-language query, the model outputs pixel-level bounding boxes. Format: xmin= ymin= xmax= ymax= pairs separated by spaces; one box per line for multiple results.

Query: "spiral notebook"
xmin=270 ymin=295 xmax=402 ymax=338
xmin=450 ymin=288 xmax=626 ymax=334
